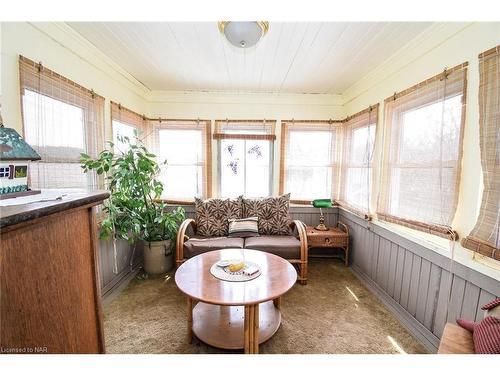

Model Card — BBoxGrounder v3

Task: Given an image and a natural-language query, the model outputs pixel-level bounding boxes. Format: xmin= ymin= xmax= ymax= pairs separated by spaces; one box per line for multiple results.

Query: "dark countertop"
xmin=0 ymin=189 xmax=109 ymax=230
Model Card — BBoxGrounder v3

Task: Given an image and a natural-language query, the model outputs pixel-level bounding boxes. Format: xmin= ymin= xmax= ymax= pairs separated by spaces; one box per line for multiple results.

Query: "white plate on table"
xmin=215 ymin=259 xmax=241 ymax=267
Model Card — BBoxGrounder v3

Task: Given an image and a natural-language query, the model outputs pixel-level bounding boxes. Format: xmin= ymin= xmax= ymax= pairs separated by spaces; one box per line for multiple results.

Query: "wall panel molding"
xmin=340 ymin=207 xmax=499 ymax=352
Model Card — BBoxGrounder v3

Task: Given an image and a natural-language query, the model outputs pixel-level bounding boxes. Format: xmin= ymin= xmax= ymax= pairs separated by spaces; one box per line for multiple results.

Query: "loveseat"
xmin=175 ymin=194 xmax=309 ymax=284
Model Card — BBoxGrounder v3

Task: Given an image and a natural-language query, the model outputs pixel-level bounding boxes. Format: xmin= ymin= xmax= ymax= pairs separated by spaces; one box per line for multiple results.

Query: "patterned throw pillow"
xmin=228 ymin=217 xmax=259 ymax=238
xmin=242 ymin=193 xmax=292 ymax=235
xmin=473 ymin=316 xmax=500 ymax=354
xmin=482 ymin=298 xmax=500 ymax=310
xmin=195 ymin=197 xmax=242 ymax=237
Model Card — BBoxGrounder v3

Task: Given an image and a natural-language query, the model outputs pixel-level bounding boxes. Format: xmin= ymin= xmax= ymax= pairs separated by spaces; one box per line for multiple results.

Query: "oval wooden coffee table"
xmin=175 ymin=248 xmax=297 ymax=354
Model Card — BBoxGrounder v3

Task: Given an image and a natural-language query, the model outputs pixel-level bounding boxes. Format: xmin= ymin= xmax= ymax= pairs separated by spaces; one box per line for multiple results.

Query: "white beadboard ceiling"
xmin=67 ymin=22 xmax=433 ymax=94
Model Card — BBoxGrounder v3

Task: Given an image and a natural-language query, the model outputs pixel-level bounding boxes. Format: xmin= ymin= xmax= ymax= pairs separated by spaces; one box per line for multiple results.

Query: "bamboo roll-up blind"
xmin=376 ymin=62 xmax=468 ymax=240
xmin=279 ymin=119 xmax=343 ymax=202
xmin=338 ymin=105 xmax=379 ymax=218
xmin=213 ymin=119 xmax=276 ymax=140
xmin=150 ymin=119 xmax=212 ymax=200
xmin=461 ymin=46 xmax=500 ymax=261
xmin=110 ymin=102 xmax=147 ymax=133
xmin=19 ymin=55 xmax=105 ymax=189
xmin=110 ymin=101 xmax=151 ymax=149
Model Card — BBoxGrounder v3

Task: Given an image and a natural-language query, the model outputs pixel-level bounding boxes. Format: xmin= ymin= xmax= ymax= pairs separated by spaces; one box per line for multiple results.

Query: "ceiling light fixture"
xmin=218 ymin=22 xmax=269 ymax=48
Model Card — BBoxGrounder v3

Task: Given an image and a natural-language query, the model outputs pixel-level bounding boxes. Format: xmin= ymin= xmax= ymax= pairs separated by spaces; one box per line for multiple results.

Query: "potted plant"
xmin=80 ymin=136 xmax=185 ymax=275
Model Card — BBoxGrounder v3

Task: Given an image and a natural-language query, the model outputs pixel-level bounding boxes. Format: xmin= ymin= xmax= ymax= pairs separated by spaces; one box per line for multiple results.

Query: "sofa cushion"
xmin=228 ymin=216 xmax=260 ymax=238
xmin=242 ymin=193 xmax=292 ymax=235
xmin=183 ymin=236 xmax=244 ymax=258
xmin=195 ymin=197 xmax=242 ymax=237
xmin=244 ymin=235 xmax=301 ymax=259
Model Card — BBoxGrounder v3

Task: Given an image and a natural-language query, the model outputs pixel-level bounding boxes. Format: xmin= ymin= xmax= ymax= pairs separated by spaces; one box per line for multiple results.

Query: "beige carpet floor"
xmin=103 ymin=258 xmax=427 ymax=354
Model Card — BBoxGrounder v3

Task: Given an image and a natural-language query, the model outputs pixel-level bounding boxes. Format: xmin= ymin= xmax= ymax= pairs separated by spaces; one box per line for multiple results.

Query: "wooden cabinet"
xmin=0 ymin=190 xmax=109 ymax=354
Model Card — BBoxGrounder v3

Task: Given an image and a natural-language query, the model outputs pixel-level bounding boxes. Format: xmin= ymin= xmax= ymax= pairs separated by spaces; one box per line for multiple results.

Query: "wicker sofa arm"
xmin=176 ymin=218 xmax=197 ymax=267
xmin=290 ymin=220 xmax=308 ymax=260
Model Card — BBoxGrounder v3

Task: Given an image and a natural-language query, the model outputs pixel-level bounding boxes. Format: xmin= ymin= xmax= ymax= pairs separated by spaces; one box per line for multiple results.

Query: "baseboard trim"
xmin=102 ymin=265 xmax=142 ymax=307
xmin=351 ymin=264 xmax=439 ymax=354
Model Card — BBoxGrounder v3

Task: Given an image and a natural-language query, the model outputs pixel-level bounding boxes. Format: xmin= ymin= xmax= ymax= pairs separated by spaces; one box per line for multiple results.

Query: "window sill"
xmin=372 ymin=218 xmax=500 ymax=281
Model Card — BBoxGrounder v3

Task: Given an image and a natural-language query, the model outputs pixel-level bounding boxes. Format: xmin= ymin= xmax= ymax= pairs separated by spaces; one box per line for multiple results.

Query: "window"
xmin=219 ymin=139 xmax=272 ymax=197
xmin=152 ymin=120 xmax=211 ymax=201
xmin=377 ymin=63 xmax=468 ymax=239
xmin=110 ymin=102 xmax=146 ymax=153
xmin=215 ymin=120 xmax=275 ymax=198
xmin=462 ymin=46 xmax=500 ymax=261
xmin=19 ymin=56 xmax=104 ymax=190
xmin=0 ymin=167 xmax=10 ymax=178
xmin=112 ymin=121 xmax=137 ymax=152
xmin=280 ymin=120 xmax=341 ymax=203
xmin=339 ymin=106 xmax=378 ymax=215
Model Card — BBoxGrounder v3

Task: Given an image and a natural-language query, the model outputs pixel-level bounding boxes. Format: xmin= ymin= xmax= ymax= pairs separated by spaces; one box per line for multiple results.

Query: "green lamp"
xmin=312 ymin=199 xmax=333 ymax=231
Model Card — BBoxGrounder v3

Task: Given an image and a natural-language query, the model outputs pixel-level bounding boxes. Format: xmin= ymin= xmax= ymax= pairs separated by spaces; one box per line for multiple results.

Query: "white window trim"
xmin=217 ymin=139 xmax=274 ymax=198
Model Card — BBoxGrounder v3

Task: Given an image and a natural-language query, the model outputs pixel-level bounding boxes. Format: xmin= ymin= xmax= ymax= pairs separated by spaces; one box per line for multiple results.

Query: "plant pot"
xmin=143 ymin=240 xmax=173 ymax=275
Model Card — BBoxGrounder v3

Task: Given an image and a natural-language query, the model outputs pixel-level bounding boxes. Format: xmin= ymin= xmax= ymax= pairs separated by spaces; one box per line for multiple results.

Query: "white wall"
xmin=0 ymin=22 xmax=148 ymax=141
xmin=342 ymin=22 xmax=500 ymax=241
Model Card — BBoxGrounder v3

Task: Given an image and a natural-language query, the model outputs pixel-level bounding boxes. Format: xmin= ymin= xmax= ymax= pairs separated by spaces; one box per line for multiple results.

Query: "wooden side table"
xmin=306 ymin=222 xmax=350 ymax=266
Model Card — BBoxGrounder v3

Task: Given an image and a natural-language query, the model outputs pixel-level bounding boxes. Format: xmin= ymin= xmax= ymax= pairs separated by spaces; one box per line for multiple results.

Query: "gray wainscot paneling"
xmin=99 ymin=238 xmax=143 ymax=304
xmin=339 ymin=208 xmax=500 ymax=353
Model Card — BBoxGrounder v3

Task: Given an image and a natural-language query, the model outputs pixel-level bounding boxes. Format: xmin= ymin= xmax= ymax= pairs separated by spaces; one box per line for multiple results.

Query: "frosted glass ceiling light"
xmin=218 ymin=22 xmax=269 ymax=48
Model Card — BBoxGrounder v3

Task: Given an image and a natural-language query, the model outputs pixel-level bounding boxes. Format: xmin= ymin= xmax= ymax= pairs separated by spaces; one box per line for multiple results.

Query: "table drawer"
xmin=308 ymin=235 xmax=348 ymax=248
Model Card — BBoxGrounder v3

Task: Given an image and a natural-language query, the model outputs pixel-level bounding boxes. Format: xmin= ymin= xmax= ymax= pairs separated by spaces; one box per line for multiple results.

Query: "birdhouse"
xmin=0 ymin=115 xmax=41 ymax=199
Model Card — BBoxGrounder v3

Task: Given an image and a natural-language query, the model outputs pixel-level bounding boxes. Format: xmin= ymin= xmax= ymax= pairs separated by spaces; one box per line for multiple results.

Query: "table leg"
xmin=187 ymin=297 xmax=193 ymax=344
xmin=244 ymin=304 xmax=259 ymax=354
xmin=273 ymin=297 xmax=281 ymax=310
xmin=344 ymin=246 xmax=349 ymax=267
xmin=254 ymin=304 xmax=259 ymax=354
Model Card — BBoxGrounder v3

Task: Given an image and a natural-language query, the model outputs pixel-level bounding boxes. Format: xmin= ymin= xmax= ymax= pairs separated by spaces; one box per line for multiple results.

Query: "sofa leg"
xmin=297 ymin=262 xmax=307 ymax=285
xmin=302 ymin=262 xmax=307 ymax=283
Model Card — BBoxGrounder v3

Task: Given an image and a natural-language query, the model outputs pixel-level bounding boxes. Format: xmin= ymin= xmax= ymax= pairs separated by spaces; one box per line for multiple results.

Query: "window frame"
xmin=377 ymin=62 xmax=468 ymax=239
xmin=280 ymin=120 xmax=342 ymax=204
xmin=338 ymin=106 xmax=378 ymax=216
xmin=19 ymin=55 xmax=105 ymax=191
xmin=217 ymin=138 xmax=274 ymax=198
xmin=151 ymin=119 xmax=212 ymax=202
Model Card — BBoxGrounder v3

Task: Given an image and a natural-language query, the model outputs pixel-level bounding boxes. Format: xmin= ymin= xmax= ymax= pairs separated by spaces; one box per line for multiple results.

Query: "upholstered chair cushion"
xmin=195 ymin=196 xmax=242 ymax=237
xmin=242 ymin=193 xmax=292 ymax=235
xmin=473 ymin=316 xmax=500 ymax=354
xmin=243 ymin=235 xmax=301 ymax=259
xmin=183 ymin=236 xmax=244 ymax=258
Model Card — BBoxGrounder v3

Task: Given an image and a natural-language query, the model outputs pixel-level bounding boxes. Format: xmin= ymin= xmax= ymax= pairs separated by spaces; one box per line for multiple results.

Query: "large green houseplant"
xmin=81 ymin=136 xmax=185 ymax=274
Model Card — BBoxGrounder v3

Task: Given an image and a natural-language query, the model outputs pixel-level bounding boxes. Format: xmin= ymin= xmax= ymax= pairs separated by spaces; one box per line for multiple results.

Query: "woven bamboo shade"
xmin=279 ymin=119 xmax=343 ymax=202
xmin=461 ymin=46 xmax=500 ymax=261
xmin=150 ymin=119 xmax=212 ymax=201
xmin=213 ymin=119 xmax=276 ymax=140
xmin=110 ymin=101 xmax=150 ymax=148
xmin=376 ymin=62 xmax=468 ymax=240
xmin=338 ymin=105 xmax=379 ymax=218
xmin=19 ymin=55 xmax=105 ymax=189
